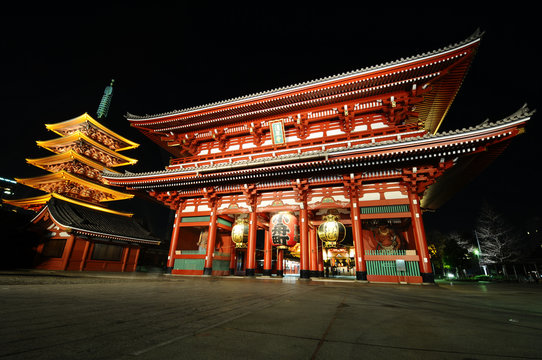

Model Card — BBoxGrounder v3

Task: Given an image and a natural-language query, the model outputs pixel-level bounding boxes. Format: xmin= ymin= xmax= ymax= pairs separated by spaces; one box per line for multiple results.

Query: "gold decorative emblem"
xmin=318 ymin=214 xmax=346 ymax=248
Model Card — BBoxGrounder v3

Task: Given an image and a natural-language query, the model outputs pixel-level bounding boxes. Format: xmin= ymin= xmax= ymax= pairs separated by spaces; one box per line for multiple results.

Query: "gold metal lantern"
xmin=318 ymin=214 xmax=346 ymax=248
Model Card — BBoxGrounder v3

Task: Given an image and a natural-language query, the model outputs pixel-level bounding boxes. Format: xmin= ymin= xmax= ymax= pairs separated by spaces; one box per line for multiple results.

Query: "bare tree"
xmin=475 ymin=204 xmax=520 ymax=277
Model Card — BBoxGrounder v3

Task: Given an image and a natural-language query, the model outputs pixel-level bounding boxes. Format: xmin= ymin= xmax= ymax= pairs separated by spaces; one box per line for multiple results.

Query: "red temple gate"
xmin=104 ymin=30 xmax=533 ymax=283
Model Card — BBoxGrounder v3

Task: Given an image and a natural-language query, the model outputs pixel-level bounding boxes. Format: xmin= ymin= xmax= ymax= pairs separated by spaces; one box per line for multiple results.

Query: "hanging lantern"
xmin=270 ymin=211 xmax=299 ymax=249
xmin=231 ymin=219 xmax=249 ymax=248
xmin=318 ymin=214 xmax=346 ymax=248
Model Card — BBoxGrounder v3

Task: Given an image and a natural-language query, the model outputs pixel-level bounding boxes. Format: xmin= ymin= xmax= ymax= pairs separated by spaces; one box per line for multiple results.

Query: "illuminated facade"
xmin=5 ymin=112 xmax=160 ymax=271
xmin=104 ymin=31 xmax=532 ymax=283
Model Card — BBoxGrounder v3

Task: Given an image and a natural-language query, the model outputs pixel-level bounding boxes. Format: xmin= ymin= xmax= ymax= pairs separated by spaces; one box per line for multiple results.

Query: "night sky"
xmin=1 ymin=4 xmax=540 ymax=239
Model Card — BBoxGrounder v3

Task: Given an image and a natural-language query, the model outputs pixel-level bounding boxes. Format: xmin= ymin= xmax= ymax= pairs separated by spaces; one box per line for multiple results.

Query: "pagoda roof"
xmin=16 ymin=170 xmax=134 ymax=202
xmin=36 ymin=131 xmax=138 ymax=167
xmin=105 ymin=105 xmax=534 ymax=210
xmin=45 ymin=113 xmax=139 ymax=151
xmin=127 ymin=30 xmax=482 ymax=140
xmin=3 ymin=193 xmax=133 ymax=216
xmin=36 ymin=197 xmax=160 ymax=245
xmin=26 ymin=150 xmax=120 ymax=174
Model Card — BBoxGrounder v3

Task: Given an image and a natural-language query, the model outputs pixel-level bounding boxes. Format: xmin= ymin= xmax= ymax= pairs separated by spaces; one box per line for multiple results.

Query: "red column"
xmin=79 ymin=240 xmax=90 ymax=271
xmin=246 ymin=210 xmax=258 ymax=276
xmin=317 ymin=235 xmax=324 ymax=277
xmin=263 ymin=227 xmax=272 ymax=276
xmin=203 ymin=205 xmax=218 ymax=275
xmin=130 ymin=247 xmax=141 ymax=272
xmin=309 ymin=226 xmax=318 ymax=277
xmin=299 ymin=204 xmax=310 ymax=279
xmin=408 ymin=191 xmax=434 ymax=283
xmin=34 ymin=242 xmax=45 ymax=266
xmin=166 ymin=207 xmax=182 ymax=273
xmin=276 ymin=248 xmax=284 ymax=277
xmin=61 ymin=235 xmax=76 ymax=271
xmin=351 ymin=198 xmax=367 ymax=280
xmin=229 ymin=240 xmax=236 ymax=275
xmin=121 ymin=246 xmax=130 ymax=272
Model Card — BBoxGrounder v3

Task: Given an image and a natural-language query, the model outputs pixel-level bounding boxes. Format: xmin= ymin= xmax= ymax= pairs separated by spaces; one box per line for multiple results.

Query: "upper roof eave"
xmin=45 ymin=113 xmax=139 ymax=151
xmin=126 ymin=29 xmax=483 ymax=124
xmin=36 ymin=131 xmax=139 ymax=166
xmin=26 ymin=150 xmax=120 ymax=174
xmin=16 ymin=170 xmax=135 ymax=202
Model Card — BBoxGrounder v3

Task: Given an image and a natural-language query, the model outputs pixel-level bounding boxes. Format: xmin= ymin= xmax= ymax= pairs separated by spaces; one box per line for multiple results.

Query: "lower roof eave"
xmin=72 ymin=229 xmax=161 ymax=246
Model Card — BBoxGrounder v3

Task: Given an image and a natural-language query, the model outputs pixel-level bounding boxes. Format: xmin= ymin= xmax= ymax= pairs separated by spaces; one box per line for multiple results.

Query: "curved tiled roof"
xmin=47 ymin=197 xmax=161 ymax=245
xmin=127 ymin=29 xmax=483 ymax=123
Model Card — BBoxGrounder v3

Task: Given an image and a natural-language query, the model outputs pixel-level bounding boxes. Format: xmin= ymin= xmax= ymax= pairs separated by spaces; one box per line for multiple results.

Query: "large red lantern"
xmin=270 ymin=212 xmax=299 ymax=249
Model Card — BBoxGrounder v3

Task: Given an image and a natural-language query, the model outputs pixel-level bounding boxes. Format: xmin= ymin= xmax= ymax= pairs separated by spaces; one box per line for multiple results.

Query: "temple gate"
xmin=104 ymin=30 xmax=533 ymax=283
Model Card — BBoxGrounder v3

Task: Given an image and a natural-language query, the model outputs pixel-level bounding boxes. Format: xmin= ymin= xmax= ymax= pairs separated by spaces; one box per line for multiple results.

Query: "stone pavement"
xmin=1 ymin=270 xmax=541 ymax=359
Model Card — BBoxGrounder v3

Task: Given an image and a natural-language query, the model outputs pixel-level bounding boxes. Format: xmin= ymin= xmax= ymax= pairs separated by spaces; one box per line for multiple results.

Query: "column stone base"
xmin=262 ymin=269 xmax=272 ymax=276
xmin=356 ymin=271 xmax=367 ymax=281
xmin=276 ymin=270 xmax=284 ymax=277
xmin=165 ymin=267 xmax=173 ymax=274
xmin=245 ymin=268 xmax=255 ymax=277
xmin=300 ymin=270 xmax=311 ymax=279
xmin=203 ymin=267 xmax=213 ymax=276
xmin=421 ymin=272 xmax=435 ymax=283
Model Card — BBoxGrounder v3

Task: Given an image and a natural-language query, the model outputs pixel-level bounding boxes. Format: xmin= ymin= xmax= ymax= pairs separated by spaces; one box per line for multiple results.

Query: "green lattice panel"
xmin=360 ymin=204 xmax=409 ymax=214
xmin=366 ymin=260 xmax=420 ymax=277
xmin=174 ymin=258 xmax=204 ymax=271
xmin=212 ymin=260 xmax=230 ymax=271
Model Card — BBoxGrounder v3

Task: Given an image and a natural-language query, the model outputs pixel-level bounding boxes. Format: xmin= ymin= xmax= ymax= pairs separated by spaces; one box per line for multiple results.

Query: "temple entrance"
xmin=283 ymin=257 xmax=300 ymax=276
xmin=323 ymin=247 xmax=356 ymax=278
xmin=235 ymin=250 xmax=246 ymax=276
xmin=321 ymin=225 xmax=355 ymax=279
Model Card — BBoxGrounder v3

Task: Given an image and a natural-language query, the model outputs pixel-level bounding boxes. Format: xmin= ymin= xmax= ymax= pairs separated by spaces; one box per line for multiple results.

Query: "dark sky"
xmin=1 ymin=4 xmax=540 ymax=238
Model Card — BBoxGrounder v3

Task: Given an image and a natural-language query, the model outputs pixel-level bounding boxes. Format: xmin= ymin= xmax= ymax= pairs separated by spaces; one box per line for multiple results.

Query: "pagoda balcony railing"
xmin=169 ymin=123 xmax=424 ymax=168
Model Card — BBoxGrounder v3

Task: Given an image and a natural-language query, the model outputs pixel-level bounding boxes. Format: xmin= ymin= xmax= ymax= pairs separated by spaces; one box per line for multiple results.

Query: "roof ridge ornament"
xmin=97 ymin=79 xmax=115 ymax=120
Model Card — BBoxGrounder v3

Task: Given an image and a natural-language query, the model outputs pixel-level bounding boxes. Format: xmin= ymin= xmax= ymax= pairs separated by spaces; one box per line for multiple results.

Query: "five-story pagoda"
xmin=5 ymin=81 xmax=160 ymax=272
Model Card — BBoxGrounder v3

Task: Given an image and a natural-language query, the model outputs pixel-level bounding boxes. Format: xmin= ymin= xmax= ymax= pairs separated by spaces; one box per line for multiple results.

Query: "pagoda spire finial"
xmin=97 ymin=79 xmax=115 ymax=120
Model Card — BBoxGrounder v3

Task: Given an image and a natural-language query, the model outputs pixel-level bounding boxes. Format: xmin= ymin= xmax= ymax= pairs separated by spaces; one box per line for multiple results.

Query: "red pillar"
xmin=351 ymin=198 xmax=367 ymax=280
xmin=203 ymin=205 xmax=218 ymax=275
xmin=263 ymin=227 xmax=272 ymax=276
xmin=121 ymin=246 xmax=130 ymax=272
xmin=79 ymin=240 xmax=90 ymax=271
xmin=408 ymin=191 xmax=434 ymax=283
xmin=246 ymin=210 xmax=258 ymax=276
xmin=166 ymin=207 xmax=182 ymax=273
xmin=130 ymin=247 xmax=140 ymax=272
xmin=299 ymin=204 xmax=310 ymax=279
xmin=61 ymin=235 xmax=75 ymax=271
xmin=309 ymin=225 xmax=318 ymax=277
xmin=276 ymin=248 xmax=284 ymax=277
xmin=317 ymin=235 xmax=324 ymax=277
xmin=229 ymin=240 xmax=236 ymax=275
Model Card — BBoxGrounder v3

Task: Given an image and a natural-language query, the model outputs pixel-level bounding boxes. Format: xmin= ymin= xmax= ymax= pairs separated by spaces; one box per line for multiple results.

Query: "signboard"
xmin=269 ymin=120 xmax=286 ymax=145
xmin=395 ymin=259 xmax=406 ymax=272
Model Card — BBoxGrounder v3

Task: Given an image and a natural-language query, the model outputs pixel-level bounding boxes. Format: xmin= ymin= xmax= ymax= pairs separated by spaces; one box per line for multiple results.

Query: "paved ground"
xmin=1 ymin=271 xmax=541 ymax=360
